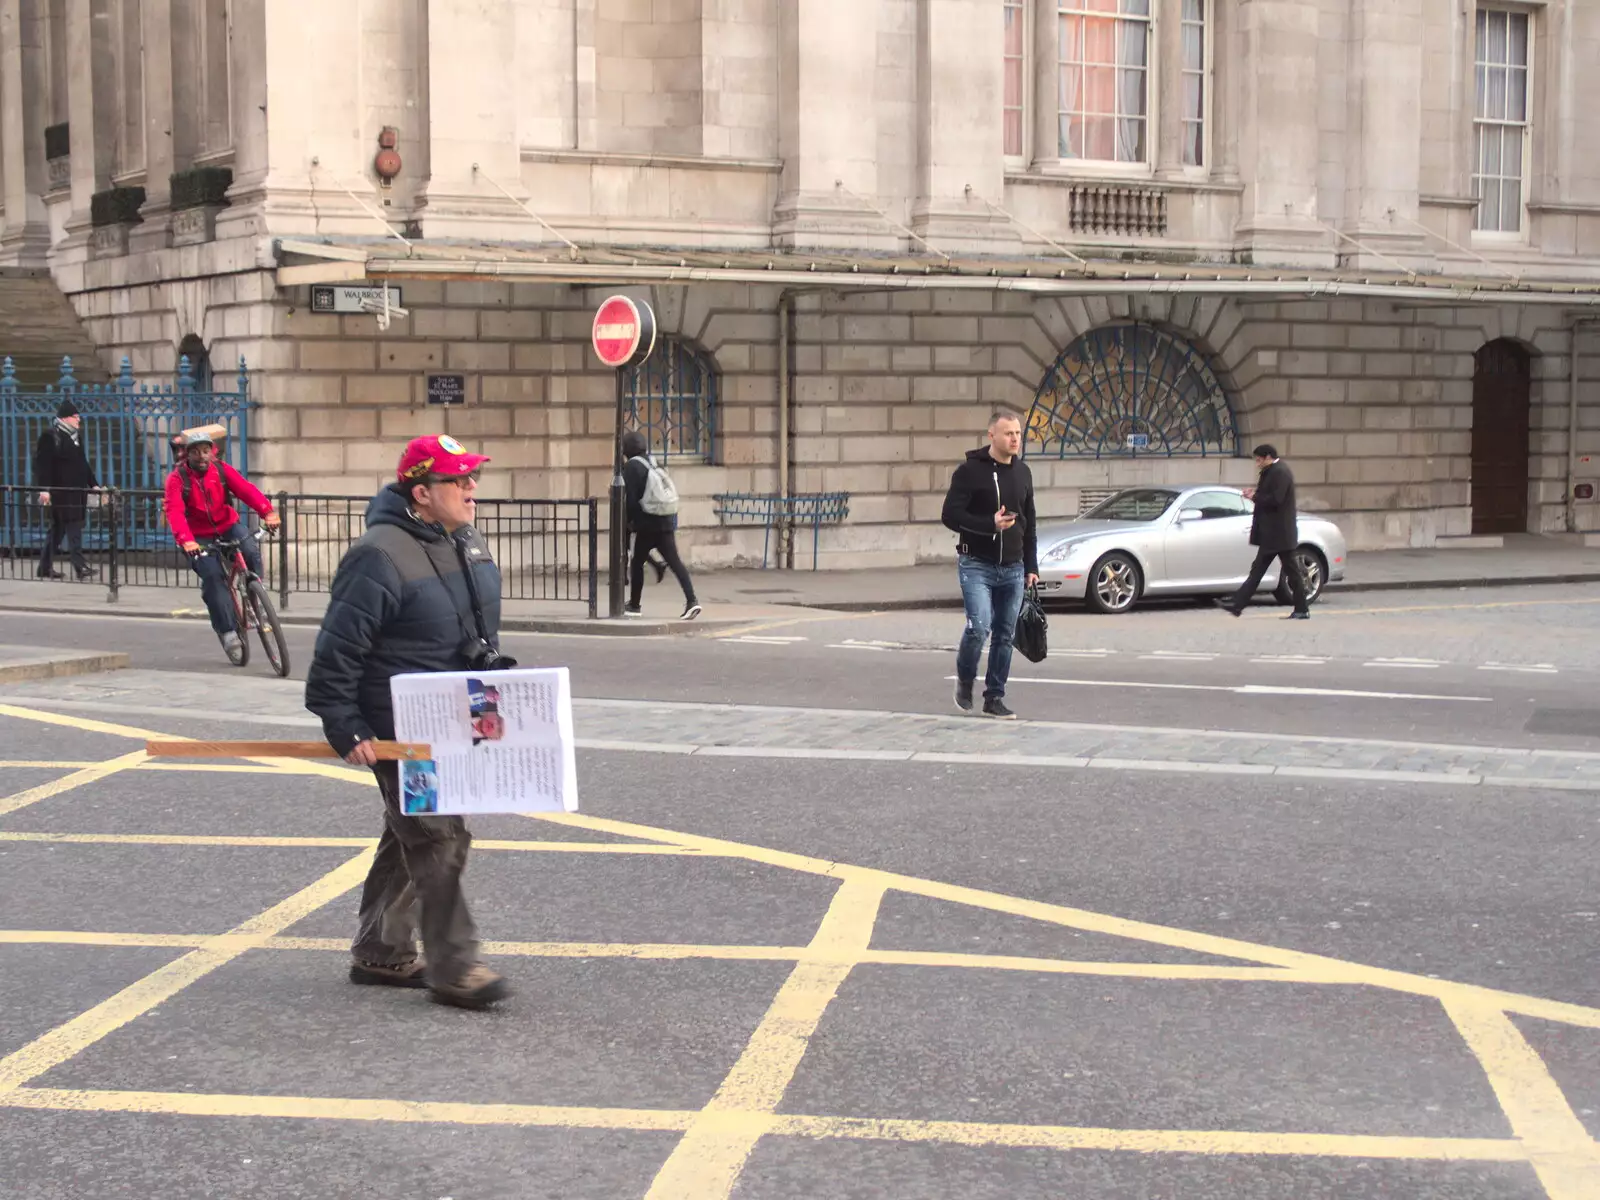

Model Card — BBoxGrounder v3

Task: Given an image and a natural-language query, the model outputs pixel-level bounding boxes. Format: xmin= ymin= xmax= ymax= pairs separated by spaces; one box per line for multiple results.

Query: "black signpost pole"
xmin=608 ymin=368 xmax=627 ymax=619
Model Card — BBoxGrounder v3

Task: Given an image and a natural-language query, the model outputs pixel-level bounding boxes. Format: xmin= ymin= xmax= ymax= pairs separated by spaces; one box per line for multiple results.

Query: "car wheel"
xmin=1087 ymin=552 xmax=1142 ymax=614
xmin=1276 ymin=546 xmax=1327 ymax=606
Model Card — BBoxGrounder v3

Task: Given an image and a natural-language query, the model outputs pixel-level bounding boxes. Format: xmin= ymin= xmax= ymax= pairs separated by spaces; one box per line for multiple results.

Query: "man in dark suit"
xmin=32 ymin=400 xmax=100 ymax=580
xmin=1221 ymin=444 xmax=1310 ymax=620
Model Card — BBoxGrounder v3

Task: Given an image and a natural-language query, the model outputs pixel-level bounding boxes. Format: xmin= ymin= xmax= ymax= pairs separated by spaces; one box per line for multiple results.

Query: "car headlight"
xmin=1041 ymin=540 xmax=1091 ymax=565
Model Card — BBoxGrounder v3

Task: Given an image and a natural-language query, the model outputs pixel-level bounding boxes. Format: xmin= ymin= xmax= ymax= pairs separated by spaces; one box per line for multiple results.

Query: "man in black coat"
xmin=305 ymin=434 xmax=513 ymax=1010
xmin=941 ymin=411 xmax=1039 ymax=719
xmin=32 ymin=400 xmax=99 ymax=580
xmin=1222 ymin=444 xmax=1310 ymax=619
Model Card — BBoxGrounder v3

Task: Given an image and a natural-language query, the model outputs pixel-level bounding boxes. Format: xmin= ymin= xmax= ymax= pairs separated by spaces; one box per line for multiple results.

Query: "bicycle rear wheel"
xmin=227 ymin=573 xmax=251 ymax=667
xmin=246 ymin=579 xmax=291 ymax=677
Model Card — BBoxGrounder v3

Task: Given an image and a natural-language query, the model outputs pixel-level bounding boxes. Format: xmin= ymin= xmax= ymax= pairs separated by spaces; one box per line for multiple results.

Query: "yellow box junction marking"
xmin=644 ymin=876 xmax=886 ymax=1199
xmin=1446 ymin=999 xmax=1600 ymax=1200
xmin=0 ymin=700 xmax=1596 ymax=1199
xmin=0 ymin=850 xmax=373 ymax=1096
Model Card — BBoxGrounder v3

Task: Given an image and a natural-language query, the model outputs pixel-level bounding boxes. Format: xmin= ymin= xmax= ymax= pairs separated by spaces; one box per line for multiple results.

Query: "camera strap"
xmin=418 ymin=532 xmax=494 ymax=650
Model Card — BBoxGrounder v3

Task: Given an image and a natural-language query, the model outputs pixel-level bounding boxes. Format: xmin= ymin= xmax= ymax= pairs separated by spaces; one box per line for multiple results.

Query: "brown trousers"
xmin=351 ymin=762 xmax=480 ymax=986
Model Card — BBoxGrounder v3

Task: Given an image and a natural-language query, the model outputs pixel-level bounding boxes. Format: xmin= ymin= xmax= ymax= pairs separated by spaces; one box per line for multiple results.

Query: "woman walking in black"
xmin=621 ymin=429 xmax=700 ymax=620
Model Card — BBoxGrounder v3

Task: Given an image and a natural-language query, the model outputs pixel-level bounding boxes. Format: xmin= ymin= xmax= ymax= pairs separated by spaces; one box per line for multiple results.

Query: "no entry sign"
xmin=591 ymin=295 xmax=657 ymax=369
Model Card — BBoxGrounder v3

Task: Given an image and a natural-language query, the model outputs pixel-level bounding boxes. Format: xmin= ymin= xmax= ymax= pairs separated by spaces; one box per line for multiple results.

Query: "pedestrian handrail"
xmin=712 ymin=491 xmax=850 ymax=570
xmin=0 ymin=485 xmax=601 ymax=617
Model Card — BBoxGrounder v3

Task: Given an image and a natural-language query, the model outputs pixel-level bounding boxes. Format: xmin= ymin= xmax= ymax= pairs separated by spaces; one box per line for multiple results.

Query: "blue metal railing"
xmin=1 ymin=353 xmax=253 ymax=550
xmin=712 ymin=492 xmax=850 ymax=570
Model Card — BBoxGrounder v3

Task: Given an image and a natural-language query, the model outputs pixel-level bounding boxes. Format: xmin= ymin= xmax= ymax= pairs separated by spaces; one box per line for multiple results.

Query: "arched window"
xmin=1026 ymin=322 xmax=1236 ymax=458
xmin=626 ymin=336 xmax=716 ymax=463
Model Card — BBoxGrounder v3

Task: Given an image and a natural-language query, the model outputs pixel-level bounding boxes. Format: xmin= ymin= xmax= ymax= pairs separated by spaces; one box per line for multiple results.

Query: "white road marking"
xmin=729 ymin=635 xmax=811 ymax=646
xmin=1478 ymin=663 xmax=1559 ymax=675
xmin=994 ymin=676 xmax=1491 ymax=703
xmin=1251 ymin=655 xmax=1331 ymax=665
xmin=1364 ymin=657 xmax=1446 ymax=669
xmin=1140 ymin=651 xmax=1218 ymax=661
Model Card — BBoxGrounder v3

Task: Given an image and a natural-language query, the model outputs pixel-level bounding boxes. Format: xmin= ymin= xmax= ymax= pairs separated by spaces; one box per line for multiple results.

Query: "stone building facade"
xmin=1 ymin=0 xmax=1598 ymax=568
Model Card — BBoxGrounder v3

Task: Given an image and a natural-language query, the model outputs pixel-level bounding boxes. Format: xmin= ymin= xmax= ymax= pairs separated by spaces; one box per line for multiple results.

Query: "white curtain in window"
xmin=1057 ymin=0 xmax=1149 ymax=164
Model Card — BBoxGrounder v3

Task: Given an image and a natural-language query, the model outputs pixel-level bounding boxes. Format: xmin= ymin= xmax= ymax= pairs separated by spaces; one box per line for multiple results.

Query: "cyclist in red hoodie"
xmin=164 ymin=431 xmax=280 ymax=659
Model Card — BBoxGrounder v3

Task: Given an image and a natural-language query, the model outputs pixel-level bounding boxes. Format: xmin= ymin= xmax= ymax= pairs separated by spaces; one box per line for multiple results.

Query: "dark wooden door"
xmin=1471 ymin=340 xmax=1531 ymax=535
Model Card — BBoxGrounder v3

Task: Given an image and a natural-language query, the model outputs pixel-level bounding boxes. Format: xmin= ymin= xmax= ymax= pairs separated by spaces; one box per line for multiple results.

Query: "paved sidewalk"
xmin=3 ymin=532 xmax=1600 ymax=627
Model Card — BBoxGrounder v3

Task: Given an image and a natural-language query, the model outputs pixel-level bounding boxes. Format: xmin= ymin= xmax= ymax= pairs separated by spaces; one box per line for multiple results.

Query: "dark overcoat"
xmin=1249 ymin=460 xmax=1298 ymax=553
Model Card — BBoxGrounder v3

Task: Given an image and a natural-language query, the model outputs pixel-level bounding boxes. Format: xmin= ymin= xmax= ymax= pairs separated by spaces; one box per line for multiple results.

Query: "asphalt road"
xmin=0 ymin=583 xmax=1597 ymax=1198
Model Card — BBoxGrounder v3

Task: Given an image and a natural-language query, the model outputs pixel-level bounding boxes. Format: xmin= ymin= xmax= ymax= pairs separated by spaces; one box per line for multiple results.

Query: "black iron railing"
xmin=0 ymin=486 xmax=600 ymax=617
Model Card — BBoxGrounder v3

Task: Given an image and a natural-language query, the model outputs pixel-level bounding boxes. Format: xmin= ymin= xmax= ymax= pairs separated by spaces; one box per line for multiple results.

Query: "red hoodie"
xmin=164 ymin=461 xmax=274 ymax=544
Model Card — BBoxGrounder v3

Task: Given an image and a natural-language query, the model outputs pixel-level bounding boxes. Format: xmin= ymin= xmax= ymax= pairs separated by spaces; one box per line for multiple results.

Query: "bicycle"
xmin=197 ymin=529 xmax=291 ymax=677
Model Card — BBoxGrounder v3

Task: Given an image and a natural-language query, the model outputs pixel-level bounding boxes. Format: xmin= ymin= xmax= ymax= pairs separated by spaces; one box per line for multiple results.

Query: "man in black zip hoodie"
xmin=306 ymin=435 xmax=512 ymax=1011
xmin=941 ymin=411 xmax=1039 ymax=719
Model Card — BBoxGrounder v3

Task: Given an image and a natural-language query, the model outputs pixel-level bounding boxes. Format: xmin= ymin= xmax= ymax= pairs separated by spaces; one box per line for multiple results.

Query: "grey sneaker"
xmin=221 ymin=630 xmax=245 ymax=664
xmin=954 ymin=679 xmax=975 ymax=712
xmin=430 ymin=963 xmax=510 ymax=1010
xmin=982 ymin=698 xmax=1017 ymax=720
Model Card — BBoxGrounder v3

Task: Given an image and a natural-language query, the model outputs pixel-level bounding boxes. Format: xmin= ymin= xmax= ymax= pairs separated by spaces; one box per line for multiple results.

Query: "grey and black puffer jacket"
xmin=305 ymin=484 xmax=503 ymax=756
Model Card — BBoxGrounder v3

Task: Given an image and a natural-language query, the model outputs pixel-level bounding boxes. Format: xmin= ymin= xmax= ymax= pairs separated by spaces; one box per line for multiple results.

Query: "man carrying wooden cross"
xmin=305 ymin=435 xmax=513 ymax=1010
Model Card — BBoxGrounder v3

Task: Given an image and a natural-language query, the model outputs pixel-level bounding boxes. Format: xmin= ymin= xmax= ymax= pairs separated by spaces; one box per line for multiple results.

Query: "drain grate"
xmin=1525 ymin=708 xmax=1600 ymax=737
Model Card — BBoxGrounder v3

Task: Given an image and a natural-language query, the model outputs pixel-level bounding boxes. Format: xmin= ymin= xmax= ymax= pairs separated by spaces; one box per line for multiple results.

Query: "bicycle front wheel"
xmin=246 ymin=579 xmax=291 ymax=678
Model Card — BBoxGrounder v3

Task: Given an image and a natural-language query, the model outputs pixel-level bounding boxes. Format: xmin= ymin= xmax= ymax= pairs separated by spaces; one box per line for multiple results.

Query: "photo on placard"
xmin=471 ymin=712 xmax=506 ymax=746
xmin=401 ymin=760 xmax=439 ymax=815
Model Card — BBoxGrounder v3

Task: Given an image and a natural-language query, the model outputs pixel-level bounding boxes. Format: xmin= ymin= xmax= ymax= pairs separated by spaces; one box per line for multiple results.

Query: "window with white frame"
xmin=1180 ymin=0 xmax=1204 ymax=167
xmin=1472 ymin=8 xmax=1531 ymax=234
xmin=1057 ymin=0 xmax=1151 ymax=164
xmin=1004 ymin=0 xmax=1027 ymax=158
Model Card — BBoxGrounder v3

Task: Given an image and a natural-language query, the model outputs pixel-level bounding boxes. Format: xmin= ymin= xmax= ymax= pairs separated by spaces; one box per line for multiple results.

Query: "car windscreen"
xmin=1082 ymin=489 xmax=1180 ymax=522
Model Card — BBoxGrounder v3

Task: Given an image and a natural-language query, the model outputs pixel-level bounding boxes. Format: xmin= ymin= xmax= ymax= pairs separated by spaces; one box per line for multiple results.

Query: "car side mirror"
xmin=1177 ymin=508 xmax=1204 ymax=523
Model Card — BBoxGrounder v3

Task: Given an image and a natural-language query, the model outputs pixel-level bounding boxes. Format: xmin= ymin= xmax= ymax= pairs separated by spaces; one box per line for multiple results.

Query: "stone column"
xmin=0 ymin=0 xmax=51 ymax=262
xmin=62 ymin=0 xmax=117 ymax=251
xmin=131 ymin=0 xmax=174 ymax=251
xmin=415 ymin=0 xmax=540 ymax=240
xmin=910 ymin=0 xmax=1016 ymax=250
xmin=773 ymin=0 xmax=894 ymax=251
xmin=219 ymin=0 xmax=372 ymax=239
xmin=1233 ymin=0 xmax=1330 ymax=266
xmin=1342 ymin=0 xmax=1431 ymax=269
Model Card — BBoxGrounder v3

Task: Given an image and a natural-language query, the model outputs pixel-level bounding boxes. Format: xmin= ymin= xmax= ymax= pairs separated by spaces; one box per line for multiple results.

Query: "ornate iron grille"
xmin=626 ymin=337 xmax=715 ymax=463
xmin=1025 ymin=322 xmax=1236 ymax=459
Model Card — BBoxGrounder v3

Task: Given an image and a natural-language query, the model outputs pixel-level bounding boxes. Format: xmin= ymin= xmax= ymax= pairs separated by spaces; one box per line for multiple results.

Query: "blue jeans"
xmin=191 ymin=519 xmax=261 ymax=636
xmin=955 ymin=556 xmax=1025 ymax=701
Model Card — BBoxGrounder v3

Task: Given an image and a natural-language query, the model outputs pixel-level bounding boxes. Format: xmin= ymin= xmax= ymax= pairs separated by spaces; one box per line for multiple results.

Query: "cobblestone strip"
xmin=577 ymin=700 xmax=1600 ymax=791
xmin=1 ymin=673 xmax=1598 ymax=791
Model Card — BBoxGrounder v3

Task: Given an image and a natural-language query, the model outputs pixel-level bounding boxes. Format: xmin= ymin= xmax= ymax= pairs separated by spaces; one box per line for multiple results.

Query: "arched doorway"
xmin=1471 ymin=340 xmax=1531 ymax=534
xmin=177 ymin=333 xmax=212 ymax=392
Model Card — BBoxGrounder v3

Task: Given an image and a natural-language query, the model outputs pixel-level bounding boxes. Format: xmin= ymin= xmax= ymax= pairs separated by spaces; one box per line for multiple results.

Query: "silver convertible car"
xmin=1034 ymin=486 xmax=1348 ymax=614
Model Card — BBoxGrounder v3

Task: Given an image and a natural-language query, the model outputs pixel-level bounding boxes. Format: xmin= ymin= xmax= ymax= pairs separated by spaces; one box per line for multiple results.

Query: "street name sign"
xmin=310 ymin=284 xmax=404 ymax=314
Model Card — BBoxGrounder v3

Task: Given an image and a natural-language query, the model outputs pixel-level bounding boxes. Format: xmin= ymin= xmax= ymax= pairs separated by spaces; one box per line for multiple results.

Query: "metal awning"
xmin=273 ymin=237 xmax=1600 ymax=307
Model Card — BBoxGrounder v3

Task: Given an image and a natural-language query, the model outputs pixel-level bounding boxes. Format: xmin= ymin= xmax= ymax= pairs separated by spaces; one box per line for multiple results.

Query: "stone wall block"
xmin=261 ymin=375 xmax=344 ymax=407
xmin=448 ymin=343 xmax=513 ymax=371
xmin=912 ymin=376 xmax=981 ymax=403
xmin=413 ymin=309 xmax=479 ymax=340
xmin=795 ymin=436 xmax=842 ymax=463
xmin=913 ymin=315 xmax=981 ymax=343
xmin=1290 ymin=323 xmax=1347 ymax=349
xmin=1345 ymin=432 xmax=1401 ymax=457
xmin=379 ymin=410 xmax=439 ymax=439
xmin=839 ymin=436 xmax=905 ymax=463
xmin=1287 ymin=432 xmax=1347 ymax=457
xmin=824 ymin=405 xmax=891 ymax=433
xmin=1362 ymin=407 xmax=1414 ymax=431
xmin=823 ymin=344 xmax=892 ymax=372
xmin=479 ymin=310 xmax=546 ymax=340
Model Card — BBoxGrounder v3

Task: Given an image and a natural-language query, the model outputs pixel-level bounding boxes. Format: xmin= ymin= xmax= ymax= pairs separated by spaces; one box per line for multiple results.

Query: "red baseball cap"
xmin=396 ymin=434 xmax=490 ymax=483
